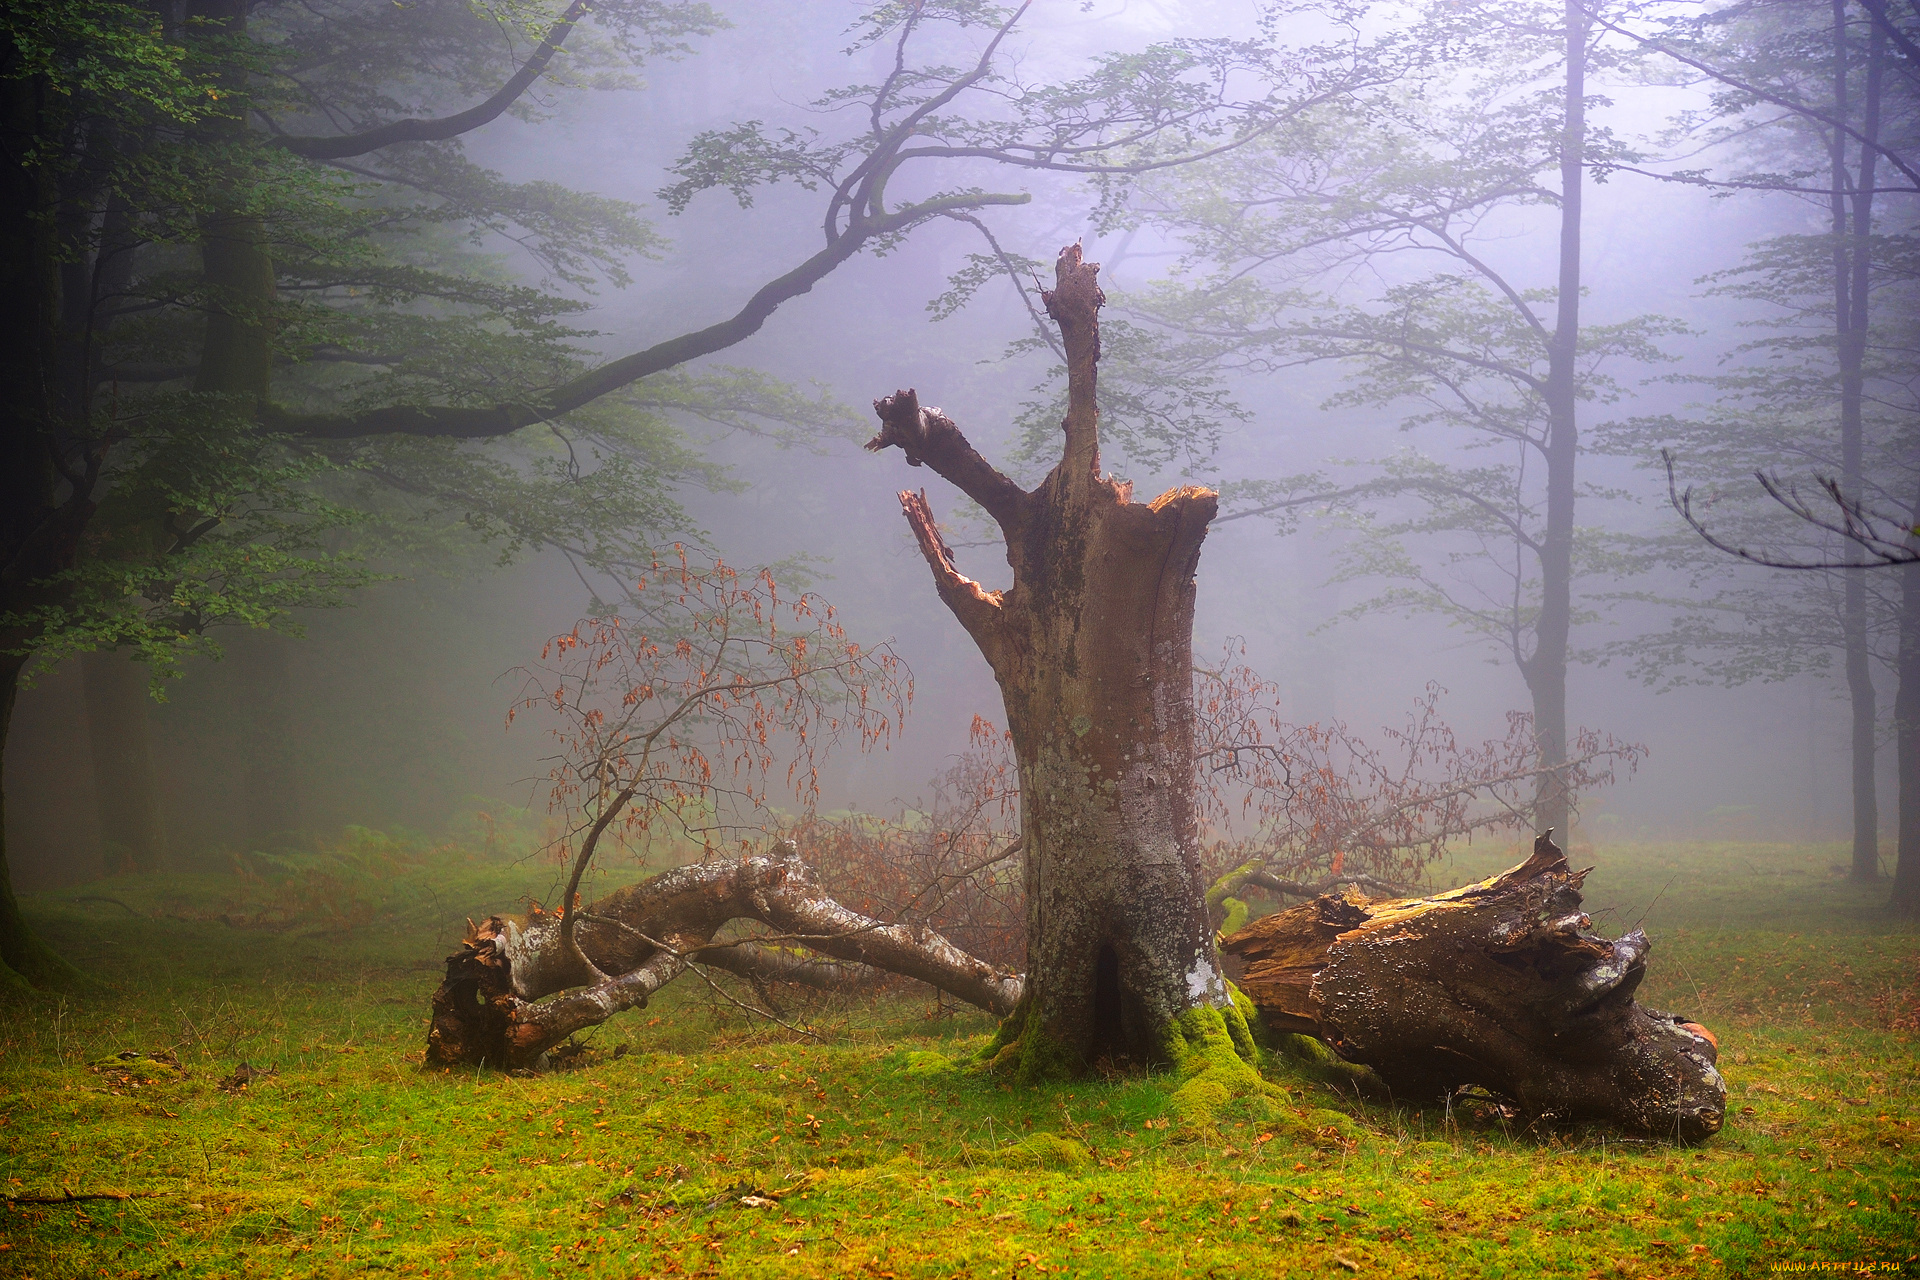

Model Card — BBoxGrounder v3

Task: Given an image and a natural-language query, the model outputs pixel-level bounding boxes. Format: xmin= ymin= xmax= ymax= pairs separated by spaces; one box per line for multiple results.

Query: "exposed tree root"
xmin=1222 ymin=832 xmax=1727 ymax=1142
xmin=427 ymin=842 xmax=1022 ymax=1069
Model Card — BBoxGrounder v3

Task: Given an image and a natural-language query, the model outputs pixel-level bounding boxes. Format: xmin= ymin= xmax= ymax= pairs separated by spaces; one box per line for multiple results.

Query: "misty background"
xmin=5 ymin=0 xmax=1884 ymax=890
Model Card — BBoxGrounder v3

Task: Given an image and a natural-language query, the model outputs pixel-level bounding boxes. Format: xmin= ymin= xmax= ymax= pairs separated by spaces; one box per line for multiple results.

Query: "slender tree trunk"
xmin=185 ymin=0 xmax=299 ymax=850
xmin=0 ymin=656 xmax=87 ymax=990
xmin=0 ymin=64 xmax=89 ymax=989
xmin=868 ymin=247 xmax=1253 ymax=1081
xmin=1526 ymin=0 xmax=1588 ymax=841
xmin=193 ymin=203 xmax=276 ymax=402
xmin=1845 ymin=15 xmax=1885 ymax=881
xmin=1892 ymin=482 xmax=1920 ymax=916
xmin=1832 ymin=0 xmax=1883 ymax=880
xmin=80 ymin=651 xmax=168 ymax=874
xmin=191 ymin=0 xmax=276 ymax=407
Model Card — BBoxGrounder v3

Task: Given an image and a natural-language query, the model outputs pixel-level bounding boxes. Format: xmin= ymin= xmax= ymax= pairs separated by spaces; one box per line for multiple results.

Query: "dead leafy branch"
xmin=1191 ymin=642 xmax=1645 ymax=930
xmin=507 ymin=553 xmax=909 ymax=984
xmin=791 ymin=714 xmax=1025 ymax=976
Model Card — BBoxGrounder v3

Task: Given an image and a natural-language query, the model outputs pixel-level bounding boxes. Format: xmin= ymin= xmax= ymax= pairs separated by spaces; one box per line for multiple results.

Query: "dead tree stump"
xmin=1222 ymin=833 xmax=1726 ymax=1142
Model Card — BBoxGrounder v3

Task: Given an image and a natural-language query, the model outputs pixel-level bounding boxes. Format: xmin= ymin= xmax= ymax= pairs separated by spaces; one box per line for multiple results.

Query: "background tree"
xmin=1097 ymin=0 xmax=1657 ymax=841
xmin=1587 ymin=0 xmax=1918 ymax=899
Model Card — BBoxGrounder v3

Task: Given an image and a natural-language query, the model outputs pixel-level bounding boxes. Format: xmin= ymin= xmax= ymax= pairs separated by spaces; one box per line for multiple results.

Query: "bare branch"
xmin=1043 ymin=243 xmax=1106 ymax=489
xmin=1664 ymin=450 xmax=1920 ymax=569
xmin=896 ymin=488 xmax=1006 ymax=646
xmin=864 ymin=387 xmax=1029 ymax=531
xmin=273 ymin=0 xmax=590 ymax=161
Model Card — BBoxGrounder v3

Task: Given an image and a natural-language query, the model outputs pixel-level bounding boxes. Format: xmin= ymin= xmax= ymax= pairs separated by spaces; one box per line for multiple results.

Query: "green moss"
xmin=1204 ymin=859 xmax=1263 ymax=915
xmin=1012 ymin=1021 xmax=1082 ymax=1085
xmin=1216 ymin=896 xmax=1250 ymax=939
xmin=977 ymin=990 xmax=1029 ymax=1063
xmin=986 ymin=1132 xmax=1092 ymax=1171
xmin=977 ymin=994 xmax=1084 ymax=1084
xmin=897 ymin=1050 xmax=957 ymax=1077
xmin=0 ymin=838 xmax=1912 ymax=1280
xmin=1271 ymin=1024 xmax=1381 ymax=1093
xmin=1225 ymin=982 xmax=1264 ymax=1061
xmin=1163 ymin=1002 xmax=1282 ymax=1127
xmin=87 ymin=1051 xmax=186 ymax=1083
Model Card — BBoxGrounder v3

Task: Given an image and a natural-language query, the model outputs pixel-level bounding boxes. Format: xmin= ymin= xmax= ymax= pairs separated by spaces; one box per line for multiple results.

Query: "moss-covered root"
xmin=981 ymin=985 xmax=1289 ymax=1106
xmin=979 ymin=992 xmax=1088 ymax=1084
xmin=1161 ymin=993 xmax=1283 ymax=1127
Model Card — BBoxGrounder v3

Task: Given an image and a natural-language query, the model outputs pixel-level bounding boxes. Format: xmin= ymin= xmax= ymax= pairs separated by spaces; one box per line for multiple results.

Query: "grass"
xmin=1 ymin=838 xmax=1915 ymax=1279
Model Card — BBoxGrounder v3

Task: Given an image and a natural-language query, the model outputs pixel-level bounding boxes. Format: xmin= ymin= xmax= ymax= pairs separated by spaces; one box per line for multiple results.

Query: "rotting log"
xmin=427 ymin=841 xmax=1023 ymax=1069
xmin=1221 ymin=832 xmax=1727 ymax=1142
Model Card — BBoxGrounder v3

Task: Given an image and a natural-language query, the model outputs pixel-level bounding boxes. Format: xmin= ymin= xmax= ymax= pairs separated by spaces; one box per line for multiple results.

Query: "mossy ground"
xmin=1 ymin=840 xmax=1915 ymax=1278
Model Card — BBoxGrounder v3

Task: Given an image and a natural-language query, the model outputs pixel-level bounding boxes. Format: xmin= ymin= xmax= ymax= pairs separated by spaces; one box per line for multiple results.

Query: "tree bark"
xmin=1892 ymin=482 xmax=1920 ymax=916
xmin=0 ymin=60 xmax=91 ymax=990
xmin=0 ymin=654 xmax=88 ymax=990
xmin=1834 ymin=0 xmax=1883 ymax=881
xmin=81 ymin=651 xmax=168 ymax=874
xmin=1523 ymin=0 xmax=1588 ymax=842
xmin=426 ymin=842 xmax=1021 ymax=1069
xmin=1223 ymin=832 xmax=1727 ymax=1142
xmin=191 ymin=0 xmax=277 ymax=408
xmin=867 ymin=245 xmax=1244 ymax=1080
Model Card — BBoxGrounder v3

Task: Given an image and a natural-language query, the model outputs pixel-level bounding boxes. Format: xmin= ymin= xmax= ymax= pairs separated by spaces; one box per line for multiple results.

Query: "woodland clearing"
xmin=0 ymin=837 xmax=1914 ymax=1279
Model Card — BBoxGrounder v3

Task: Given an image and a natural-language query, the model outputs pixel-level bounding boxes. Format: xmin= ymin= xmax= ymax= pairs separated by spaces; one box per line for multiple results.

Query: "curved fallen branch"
xmin=3 ymin=1190 xmax=164 ymax=1205
xmin=427 ymin=842 xmax=1022 ymax=1069
xmin=1222 ymin=832 xmax=1727 ymax=1142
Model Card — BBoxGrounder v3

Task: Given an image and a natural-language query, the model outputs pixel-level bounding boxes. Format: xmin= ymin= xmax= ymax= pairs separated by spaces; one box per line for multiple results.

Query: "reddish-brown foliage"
xmin=757 ymin=642 xmax=1645 ymax=987
xmin=790 ymin=715 xmax=1024 ymax=972
xmin=516 ymin=582 xmax=1643 ymax=997
xmin=1192 ymin=640 xmax=1645 ymax=892
xmin=509 ymin=554 xmax=910 ymax=937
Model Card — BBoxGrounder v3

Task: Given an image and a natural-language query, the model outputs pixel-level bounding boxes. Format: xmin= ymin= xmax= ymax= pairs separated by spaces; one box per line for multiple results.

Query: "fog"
xmin=6 ymin=0 xmax=1909 ymax=888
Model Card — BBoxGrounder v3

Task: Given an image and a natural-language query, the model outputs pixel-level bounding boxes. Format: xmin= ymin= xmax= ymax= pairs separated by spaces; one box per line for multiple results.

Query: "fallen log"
xmin=1221 ymin=832 xmax=1727 ymax=1142
xmin=427 ymin=842 xmax=1023 ymax=1069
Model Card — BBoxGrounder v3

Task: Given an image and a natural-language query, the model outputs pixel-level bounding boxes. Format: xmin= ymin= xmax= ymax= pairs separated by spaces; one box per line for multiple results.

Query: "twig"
xmin=71 ymin=896 xmax=140 ymax=916
xmin=1663 ymin=450 xmax=1920 ymax=570
xmin=628 ymin=928 xmax=827 ymax=1043
xmin=4 ymin=1189 xmax=164 ymax=1205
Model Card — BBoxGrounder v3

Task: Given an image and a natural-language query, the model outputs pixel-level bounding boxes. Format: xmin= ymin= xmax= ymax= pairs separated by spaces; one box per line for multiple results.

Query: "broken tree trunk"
xmin=1222 ymin=833 xmax=1727 ymax=1142
xmin=427 ymin=842 xmax=1022 ymax=1069
xmin=866 ymin=244 xmax=1236 ymax=1080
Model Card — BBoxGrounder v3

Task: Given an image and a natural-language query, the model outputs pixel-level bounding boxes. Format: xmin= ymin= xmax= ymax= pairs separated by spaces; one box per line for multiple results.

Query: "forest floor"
xmin=1 ymin=836 xmax=1914 ymax=1279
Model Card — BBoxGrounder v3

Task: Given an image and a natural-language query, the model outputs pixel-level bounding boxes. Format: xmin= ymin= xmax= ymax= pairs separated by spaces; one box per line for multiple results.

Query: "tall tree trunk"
xmin=0 ymin=64 xmax=89 ymax=990
xmin=0 ymin=656 xmax=87 ymax=990
xmin=186 ymin=0 xmax=298 ymax=850
xmin=867 ymin=246 xmax=1256 ymax=1083
xmin=1525 ymin=0 xmax=1588 ymax=841
xmin=1834 ymin=0 xmax=1883 ymax=880
xmin=80 ymin=651 xmax=168 ymax=874
xmin=1892 ymin=482 xmax=1920 ymax=916
xmin=191 ymin=0 xmax=276 ymax=408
